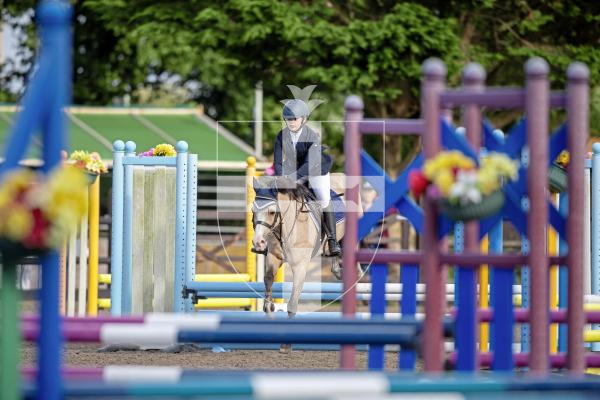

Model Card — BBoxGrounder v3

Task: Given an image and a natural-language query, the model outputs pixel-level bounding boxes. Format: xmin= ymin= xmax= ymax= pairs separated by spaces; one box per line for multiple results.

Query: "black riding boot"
xmin=322 ymin=203 xmax=341 ymax=256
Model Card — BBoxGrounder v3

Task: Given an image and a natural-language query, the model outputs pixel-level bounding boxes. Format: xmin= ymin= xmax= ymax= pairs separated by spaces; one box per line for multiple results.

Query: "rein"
xmin=253 ymin=196 xmax=283 ymax=243
xmin=255 ymin=211 xmax=282 ymax=242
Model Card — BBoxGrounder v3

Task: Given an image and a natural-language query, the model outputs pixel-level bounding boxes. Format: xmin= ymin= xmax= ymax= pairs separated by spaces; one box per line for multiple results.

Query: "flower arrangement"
xmin=555 ymin=150 xmax=569 ymax=168
xmin=68 ymin=150 xmax=108 ymax=174
xmin=549 ymin=150 xmax=569 ymax=193
xmin=139 ymin=143 xmax=176 ymax=157
xmin=409 ymin=151 xmax=519 ymax=220
xmin=0 ymin=167 xmax=88 ymax=259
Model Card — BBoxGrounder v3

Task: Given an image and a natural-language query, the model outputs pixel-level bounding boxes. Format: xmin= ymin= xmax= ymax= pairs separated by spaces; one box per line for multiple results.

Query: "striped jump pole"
xmin=19 ymin=373 xmax=600 ymax=399
xmin=22 ymin=314 xmax=423 ymax=348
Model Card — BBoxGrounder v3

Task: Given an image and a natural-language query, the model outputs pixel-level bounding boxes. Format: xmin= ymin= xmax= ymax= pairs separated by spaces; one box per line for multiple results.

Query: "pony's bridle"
xmin=254 ymin=210 xmax=281 ymax=238
xmin=253 ymin=198 xmax=283 ymax=244
xmin=253 ymin=191 xmax=316 ymax=251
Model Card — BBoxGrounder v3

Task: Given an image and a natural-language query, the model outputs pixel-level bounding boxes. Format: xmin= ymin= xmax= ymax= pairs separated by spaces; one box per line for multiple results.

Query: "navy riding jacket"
xmin=273 ymin=126 xmax=333 ymax=179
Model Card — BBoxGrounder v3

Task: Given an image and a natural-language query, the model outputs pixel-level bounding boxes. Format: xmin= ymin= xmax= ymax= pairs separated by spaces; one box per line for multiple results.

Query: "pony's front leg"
xmin=263 ymin=253 xmax=279 ymax=315
xmin=279 ymin=261 xmax=308 ymax=354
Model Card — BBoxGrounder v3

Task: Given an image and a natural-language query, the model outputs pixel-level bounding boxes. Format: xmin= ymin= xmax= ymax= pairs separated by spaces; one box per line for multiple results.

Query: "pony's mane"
xmin=253 ymin=176 xmax=314 ymax=204
xmin=277 ymin=184 xmax=313 ymax=203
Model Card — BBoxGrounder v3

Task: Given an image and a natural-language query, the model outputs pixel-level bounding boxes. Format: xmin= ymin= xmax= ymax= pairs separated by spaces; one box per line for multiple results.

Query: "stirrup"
xmin=326 ymin=238 xmax=342 ymax=257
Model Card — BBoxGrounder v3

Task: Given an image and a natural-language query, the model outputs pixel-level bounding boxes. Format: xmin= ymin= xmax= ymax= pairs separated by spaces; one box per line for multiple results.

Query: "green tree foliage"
xmin=2 ymin=0 xmax=146 ymax=104
xmin=2 ymin=1 xmax=599 ymax=169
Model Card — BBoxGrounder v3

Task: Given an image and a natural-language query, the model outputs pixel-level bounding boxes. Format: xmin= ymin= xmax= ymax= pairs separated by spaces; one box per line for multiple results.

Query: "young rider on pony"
xmin=270 ymin=99 xmax=341 ymax=256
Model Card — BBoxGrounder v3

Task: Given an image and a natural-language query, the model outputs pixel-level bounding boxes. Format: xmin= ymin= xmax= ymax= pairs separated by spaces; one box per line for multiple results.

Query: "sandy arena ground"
xmin=21 ymin=342 xmax=402 ymax=371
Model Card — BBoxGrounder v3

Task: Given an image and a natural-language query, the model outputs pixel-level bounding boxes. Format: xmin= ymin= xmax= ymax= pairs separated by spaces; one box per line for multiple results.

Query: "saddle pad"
xmin=253 ymin=187 xmax=344 ymax=231
xmin=307 ymin=190 xmax=345 ymax=228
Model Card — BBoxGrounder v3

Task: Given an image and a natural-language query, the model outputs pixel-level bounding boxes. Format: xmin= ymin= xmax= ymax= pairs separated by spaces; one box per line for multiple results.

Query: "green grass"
xmin=69 ymin=119 xmax=113 ymax=159
xmin=74 ymin=114 xmax=163 ymax=155
xmin=0 ymin=112 xmax=41 ymax=158
xmin=144 ymin=115 xmax=248 ymax=162
xmin=0 ymin=112 xmax=250 ymax=162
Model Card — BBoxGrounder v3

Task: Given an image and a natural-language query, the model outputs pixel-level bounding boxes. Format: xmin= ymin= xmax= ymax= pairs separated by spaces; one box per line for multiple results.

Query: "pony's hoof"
xmin=331 ymin=258 xmax=342 ymax=280
xmin=279 ymin=344 xmax=292 ymax=354
xmin=263 ymin=302 xmax=275 ymax=313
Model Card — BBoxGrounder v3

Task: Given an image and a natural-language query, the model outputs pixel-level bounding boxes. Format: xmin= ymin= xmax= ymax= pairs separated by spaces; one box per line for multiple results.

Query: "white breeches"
xmin=309 ymin=173 xmax=331 ymax=208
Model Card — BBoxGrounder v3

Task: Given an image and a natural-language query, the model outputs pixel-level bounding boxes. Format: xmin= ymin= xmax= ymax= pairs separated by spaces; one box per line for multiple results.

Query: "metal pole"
xmin=421 ymin=58 xmax=446 ymax=372
xmin=592 ymin=145 xmax=600 ymax=353
xmin=174 ymin=141 xmax=189 ymax=312
xmin=110 ymin=140 xmax=125 ymax=315
xmin=185 ymin=153 xmax=198 ymax=312
xmin=525 ymin=57 xmax=550 ymax=373
xmin=254 ymin=81 xmax=263 ymax=159
xmin=246 ymin=156 xmax=257 ymax=311
xmin=342 ymin=95 xmax=363 ymax=370
xmin=566 ymin=62 xmax=589 ymax=373
xmin=39 ymin=2 xmax=71 ymax=398
xmin=121 ymin=141 xmax=135 ymax=315
xmin=87 ymin=176 xmax=100 ymax=316
xmin=456 ymin=63 xmax=485 ymax=371
xmin=1 ymin=264 xmax=20 ymax=400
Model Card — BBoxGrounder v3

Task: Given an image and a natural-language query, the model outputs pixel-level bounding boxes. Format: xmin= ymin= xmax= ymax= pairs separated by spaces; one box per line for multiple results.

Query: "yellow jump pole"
xmin=196 ymin=274 xmax=250 ymax=282
xmin=95 ymin=297 xmax=257 ymax=310
xmin=479 ymin=235 xmax=489 ymax=352
xmin=584 ymin=330 xmax=600 ymax=342
xmin=246 ymin=157 xmax=257 ymax=311
xmin=196 ymin=299 xmax=253 ymax=309
xmin=87 ymin=175 xmax=100 ymax=316
xmin=549 ymin=193 xmax=559 ymax=353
